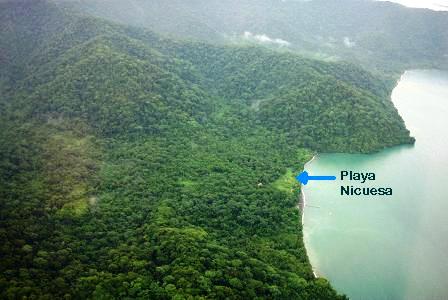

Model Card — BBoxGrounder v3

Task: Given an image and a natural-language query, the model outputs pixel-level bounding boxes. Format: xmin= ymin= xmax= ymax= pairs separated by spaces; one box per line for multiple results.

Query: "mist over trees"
xmin=61 ymin=0 xmax=448 ymax=73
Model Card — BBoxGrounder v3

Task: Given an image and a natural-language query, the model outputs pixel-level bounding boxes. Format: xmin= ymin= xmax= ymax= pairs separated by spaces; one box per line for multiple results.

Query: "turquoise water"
xmin=303 ymin=70 xmax=448 ymax=299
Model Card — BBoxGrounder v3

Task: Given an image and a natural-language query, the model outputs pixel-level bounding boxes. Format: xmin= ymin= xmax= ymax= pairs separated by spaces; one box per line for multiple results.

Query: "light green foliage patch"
xmin=273 ymin=169 xmax=297 ymax=194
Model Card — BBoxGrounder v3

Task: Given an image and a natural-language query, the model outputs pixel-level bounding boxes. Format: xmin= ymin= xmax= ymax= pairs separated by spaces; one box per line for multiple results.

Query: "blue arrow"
xmin=295 ymin=171 xmax=336 ymax=185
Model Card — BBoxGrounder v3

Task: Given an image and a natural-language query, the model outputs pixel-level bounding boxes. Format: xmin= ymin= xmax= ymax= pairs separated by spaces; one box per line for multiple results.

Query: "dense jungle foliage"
xmin=1 ymin=1 xmax=413 ymax=298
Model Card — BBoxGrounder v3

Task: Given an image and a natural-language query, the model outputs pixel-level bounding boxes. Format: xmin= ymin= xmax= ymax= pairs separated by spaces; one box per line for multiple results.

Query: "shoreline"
xmin=298 ymin=154 xmax=318 ymax=278
xmin=298 ymin=154 xmax=316 ymax=226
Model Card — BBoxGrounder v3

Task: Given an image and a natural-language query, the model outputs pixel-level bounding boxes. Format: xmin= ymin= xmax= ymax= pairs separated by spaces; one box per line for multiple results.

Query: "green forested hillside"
xmin=154 ymin=43 xmax=412 ymax=152
xmin=62 ymin=0 xmax=448 ymax=73
xmin=1 ymin=1 xmax=413 ymax=299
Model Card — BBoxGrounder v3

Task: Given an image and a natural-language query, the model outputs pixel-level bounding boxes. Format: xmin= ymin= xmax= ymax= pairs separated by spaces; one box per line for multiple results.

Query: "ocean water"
xmin=303 ymin=70 xmax=448 ymax=299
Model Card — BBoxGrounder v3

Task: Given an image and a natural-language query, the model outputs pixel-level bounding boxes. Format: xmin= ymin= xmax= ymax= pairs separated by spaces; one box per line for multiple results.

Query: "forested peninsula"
xmin=0 ymin=1 xmax=414 ymax=298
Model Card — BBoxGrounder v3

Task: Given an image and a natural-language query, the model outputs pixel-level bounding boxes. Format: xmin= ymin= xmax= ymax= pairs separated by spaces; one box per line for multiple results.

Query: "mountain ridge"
xmin=0 ymin=1 xmax=416 ymax=298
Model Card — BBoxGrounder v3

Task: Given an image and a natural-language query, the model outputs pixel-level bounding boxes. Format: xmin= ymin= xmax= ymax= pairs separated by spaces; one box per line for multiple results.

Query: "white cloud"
xmin=343 ymin=37 xmax=356 ymax=48
xmin=243 ymin=31 xmax=291 ymax=47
